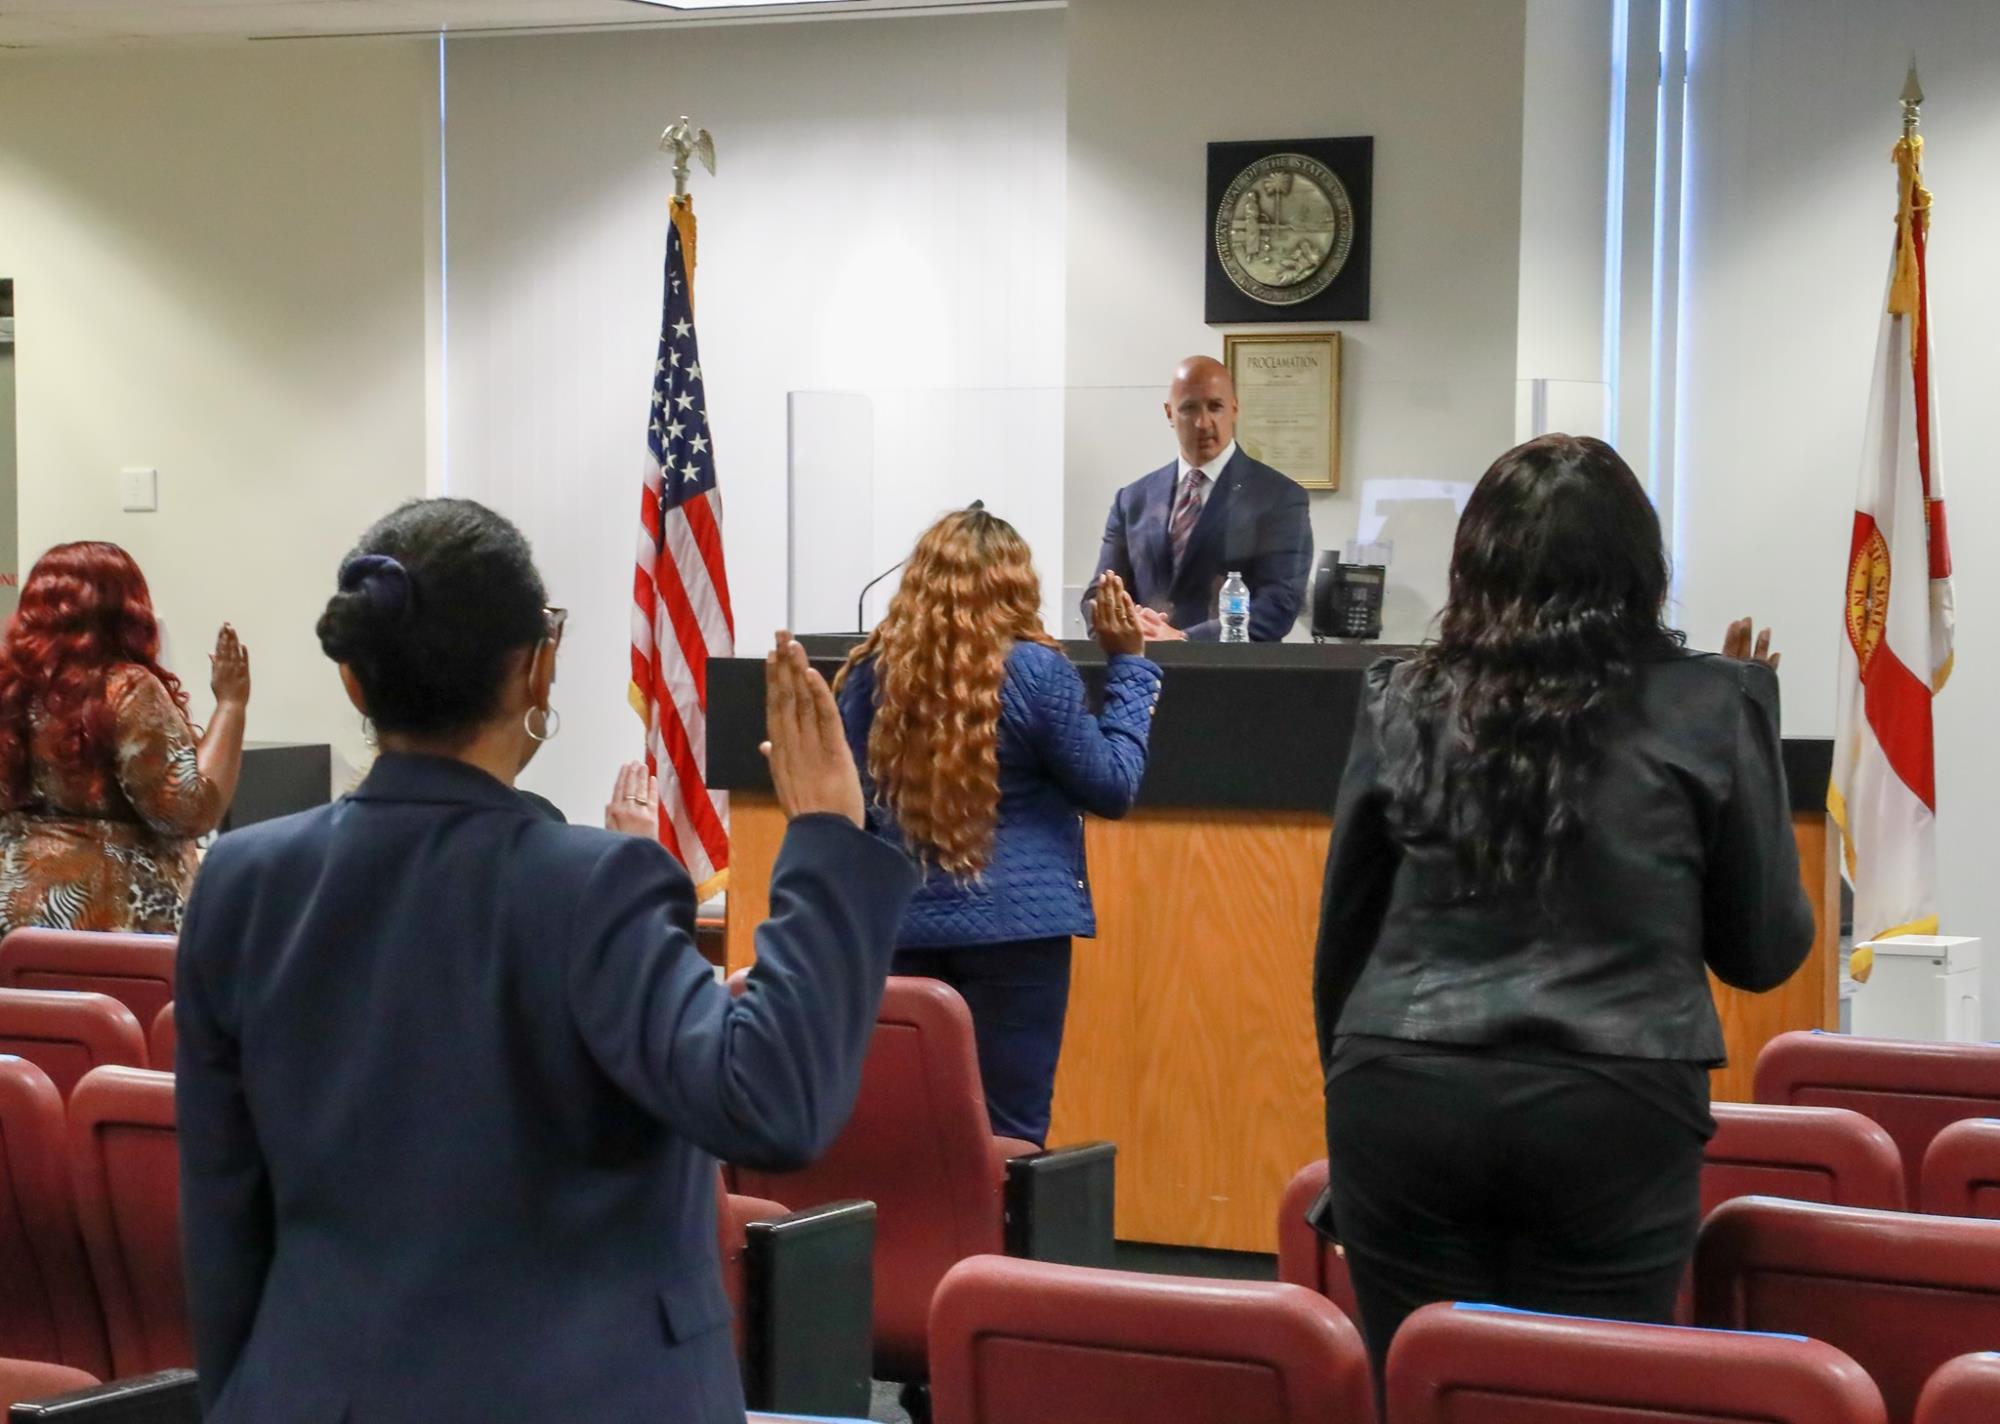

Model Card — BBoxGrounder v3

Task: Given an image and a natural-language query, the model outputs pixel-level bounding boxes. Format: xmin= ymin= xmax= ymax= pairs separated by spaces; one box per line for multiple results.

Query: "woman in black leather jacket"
xmin=1313 ymin=433 xmax=1813 ymax=1384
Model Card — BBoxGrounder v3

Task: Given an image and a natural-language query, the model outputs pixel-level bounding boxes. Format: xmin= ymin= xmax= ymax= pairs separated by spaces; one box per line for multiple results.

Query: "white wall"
xmin=1671 ymin=0 xmax=2000 ymax=1014
xmin=440 ymin=11 xmax=1067 ymax=821
xmin=0 ymin=43 xmax=435 ymax=777
xmin=1515 ymin=0 xmax=1612 ymax=438
xmin=1063 ymin=0 xmax=1528 ymax=643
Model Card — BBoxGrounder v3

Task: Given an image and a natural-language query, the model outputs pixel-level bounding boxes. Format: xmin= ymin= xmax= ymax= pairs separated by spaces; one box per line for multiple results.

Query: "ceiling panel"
xmin=0 ymin=0 xmax=1040 ymax=49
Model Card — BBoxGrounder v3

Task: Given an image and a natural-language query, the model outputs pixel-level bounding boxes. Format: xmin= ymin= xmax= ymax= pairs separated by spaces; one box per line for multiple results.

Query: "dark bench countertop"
xmin=707 ymin=638 xmax=1832 ymax=816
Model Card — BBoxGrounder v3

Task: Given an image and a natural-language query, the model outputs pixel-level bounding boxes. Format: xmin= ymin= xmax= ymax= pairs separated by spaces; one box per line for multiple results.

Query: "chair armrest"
xmin=1004 ymin=1140 xmax=1117 ymax=1267
xmin=742 ymin=1200 xmax=876 ymax=1417
xmin=9 ymin=1371 xmax=200 ymax=1423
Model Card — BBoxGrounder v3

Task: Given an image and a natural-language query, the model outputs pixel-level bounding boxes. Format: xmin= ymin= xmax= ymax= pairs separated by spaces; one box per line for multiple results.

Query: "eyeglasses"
xmin=543 ymin=606 xmax=568 ymax=643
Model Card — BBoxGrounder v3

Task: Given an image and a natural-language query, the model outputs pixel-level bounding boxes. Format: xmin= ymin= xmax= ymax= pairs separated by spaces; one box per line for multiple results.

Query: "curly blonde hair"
xmin=835 ymin=508 xmax=1058 ymax=877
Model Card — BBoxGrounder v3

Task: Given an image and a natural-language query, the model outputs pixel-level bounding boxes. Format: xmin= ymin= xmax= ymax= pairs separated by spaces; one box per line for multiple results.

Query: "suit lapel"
xmin=1137 ymin=463 xmax=1180 ymax=599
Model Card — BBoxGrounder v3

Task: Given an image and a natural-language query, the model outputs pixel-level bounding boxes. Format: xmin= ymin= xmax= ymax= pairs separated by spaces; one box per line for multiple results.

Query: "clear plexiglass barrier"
xmin=788 ymin=384 xmax=1556 ymax=647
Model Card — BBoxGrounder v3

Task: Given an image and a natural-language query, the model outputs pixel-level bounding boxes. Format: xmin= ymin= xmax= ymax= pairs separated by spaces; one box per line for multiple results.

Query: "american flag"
xmin=630 ymin=198 xmax=734 ymax=897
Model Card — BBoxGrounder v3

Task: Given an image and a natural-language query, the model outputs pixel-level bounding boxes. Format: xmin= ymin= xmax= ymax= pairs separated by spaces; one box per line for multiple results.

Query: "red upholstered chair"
xmin=0 ymin=1359 xmax=100 ymax=1413
xmin=0 ymin=992 xmax=149 ymax=1100
xmin=1695 ymin=1196 xmax=2000 ymax=1424
xmin=0 ymin=932 xmax=177 ymax=1034
xmin=1385 ymin=1300 xmax=1886 ymax=1424
xmin=1919 ymin=1118 xmax=2000 ymax=1217
xmin=67 ymin=1068 xmax=187 ymax=1377
xmin=147 ymin=1006 xmax=175 ymax=1072
xmin=1666 ymin=1102 xmax=1910 ymax=1322
xmin=0 ymin=1059 xmax=110 ymax=1378
xmin=1915 ymin=1353 xmax=2000 ymax=1424
xmin=1702 ymin=1102 xmax=1907 ymax=1212
xmin=1275 ymin=1159 xmax=1359 ymax=1324
xmin=730 ymin=976 xmax=1115 ymax=1385
xmin=1755 ymin=1030 xmax=2000 ymax=1193
xmin=928 ymin=1256 xmax=1374 ymax=1424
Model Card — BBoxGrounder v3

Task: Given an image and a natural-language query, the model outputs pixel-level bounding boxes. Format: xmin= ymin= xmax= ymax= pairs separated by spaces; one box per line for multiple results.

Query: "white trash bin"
xmin=1849 ymin=935 xmax=1983 ymax=1044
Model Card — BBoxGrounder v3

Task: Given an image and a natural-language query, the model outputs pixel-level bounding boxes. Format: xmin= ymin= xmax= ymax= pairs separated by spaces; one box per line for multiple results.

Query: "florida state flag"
xmin=1830 ymin=108 xmax=1955 ymax=956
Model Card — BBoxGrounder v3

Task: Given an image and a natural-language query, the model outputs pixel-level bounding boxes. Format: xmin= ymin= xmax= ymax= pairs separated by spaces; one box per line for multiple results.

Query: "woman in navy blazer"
xmin=834 ymin=507 xmax=1159 ymax=1146
xmin=176 ymin=498 xmax=915 ymax=1423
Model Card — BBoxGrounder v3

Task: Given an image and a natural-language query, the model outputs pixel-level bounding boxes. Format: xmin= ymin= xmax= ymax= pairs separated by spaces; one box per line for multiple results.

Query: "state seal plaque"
xmin=1205 ymin=136 xmax=1372 ymax=324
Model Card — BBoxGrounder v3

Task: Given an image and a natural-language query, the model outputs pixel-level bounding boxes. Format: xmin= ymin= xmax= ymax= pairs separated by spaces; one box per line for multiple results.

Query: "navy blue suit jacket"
xmin=1087 ymin=448 xmax=1313 ymax=642
xmin=176 ymin=754 xmax=916 ymax=1423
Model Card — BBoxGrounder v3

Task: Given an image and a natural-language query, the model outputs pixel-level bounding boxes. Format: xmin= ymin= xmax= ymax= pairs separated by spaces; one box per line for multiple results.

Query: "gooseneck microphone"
xmin=856 ymin=560 xmax=906 ymax=634
xmin=854 ymin=500 xmax=985 ymax=633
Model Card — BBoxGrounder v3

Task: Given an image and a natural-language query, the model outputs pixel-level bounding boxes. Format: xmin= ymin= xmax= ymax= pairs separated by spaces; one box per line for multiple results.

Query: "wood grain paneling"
xmin=723 ymin=796 xmax=787 ymax=977
xmin=723 ymin=794 xmax=1837 ymax=1251
xmin=1050 ymin=810 xmax=1330 ymax=1249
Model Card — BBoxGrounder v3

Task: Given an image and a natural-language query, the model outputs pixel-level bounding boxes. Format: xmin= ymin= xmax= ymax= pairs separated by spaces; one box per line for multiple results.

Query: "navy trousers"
xmin=892 ymin=937 xmax=1073 ymax=1146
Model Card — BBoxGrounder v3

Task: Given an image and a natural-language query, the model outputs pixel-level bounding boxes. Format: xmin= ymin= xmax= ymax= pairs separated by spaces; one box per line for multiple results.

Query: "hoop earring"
xmin=525 ymin=705 xmax=561 ymax=743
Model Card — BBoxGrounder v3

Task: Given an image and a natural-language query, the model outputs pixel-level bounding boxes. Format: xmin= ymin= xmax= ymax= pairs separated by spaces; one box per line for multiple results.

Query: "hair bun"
xmin=339 ymin=554 xmax=415 ymax=622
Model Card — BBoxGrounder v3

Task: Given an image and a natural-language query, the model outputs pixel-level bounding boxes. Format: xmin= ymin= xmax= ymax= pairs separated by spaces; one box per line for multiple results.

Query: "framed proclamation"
xmin=1206 ymin=136 xmax=1373 ymax=324
xmin=1225 ymin=332 xmax=1341 ymax=491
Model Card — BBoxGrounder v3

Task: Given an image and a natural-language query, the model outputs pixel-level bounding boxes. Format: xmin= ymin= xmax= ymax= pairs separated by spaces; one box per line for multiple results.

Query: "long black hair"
xmin=317 ymin=498 xmax=547 ymax=738
xmin=1384 ymin=434 xmax=1683 ymax=894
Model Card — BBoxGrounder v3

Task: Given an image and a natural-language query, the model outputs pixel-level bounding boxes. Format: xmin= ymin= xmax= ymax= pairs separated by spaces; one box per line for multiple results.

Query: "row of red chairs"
xmin=0 ymin=930 xmax=178 ymax=1104
xmin=0 ymin=932 xmax=177 ymax=1036
xmin=0 ymin=1056 xmax=877 ymax=1415
xmin=1756 ymin=1030 xmax=2000 ymax=1196
xmin=6 ymin=1245 xmax=1997 ymax=1424
xmin=918 ymin=1244 xmax=2000 ymax=1424
xmin=920 ymin=1240 xmax=2000 ymax=1416
xmin=0 ymin=1059 xmax=172 ymax=1383
xmin=0 ymin=990 xmax=175 ymax=1099
xmin=8 ymin=1203 xmax=1998 ymax=1424
xmin=16 ymin=927 xmax=2000 ymax=1413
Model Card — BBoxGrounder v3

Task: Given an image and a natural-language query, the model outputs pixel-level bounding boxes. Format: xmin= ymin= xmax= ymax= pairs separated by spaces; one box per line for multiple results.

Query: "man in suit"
xmin=1084 ymin=355 xmax=1313 ymax=642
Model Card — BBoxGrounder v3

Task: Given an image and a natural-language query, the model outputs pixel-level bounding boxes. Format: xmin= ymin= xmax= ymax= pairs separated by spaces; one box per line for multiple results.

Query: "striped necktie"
xmin=1169 ymin=469 xmax=1209 ymax=568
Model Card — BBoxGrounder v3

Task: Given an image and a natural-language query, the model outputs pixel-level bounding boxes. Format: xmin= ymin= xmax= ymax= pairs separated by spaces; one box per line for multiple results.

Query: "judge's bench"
xmin=706 ymin=638 xmax=1838 ymax=1253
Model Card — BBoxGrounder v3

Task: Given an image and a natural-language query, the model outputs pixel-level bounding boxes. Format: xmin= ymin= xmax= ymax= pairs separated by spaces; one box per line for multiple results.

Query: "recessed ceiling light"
xmin=625 ymin=1 xmax=848 ymax=10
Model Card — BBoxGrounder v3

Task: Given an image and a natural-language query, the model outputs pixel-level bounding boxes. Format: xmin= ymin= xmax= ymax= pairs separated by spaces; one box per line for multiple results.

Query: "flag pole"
xmin=633 ymin=115 xmax=735 ymax=900
xmin=1889 ymin=62 xmax=1929 ymax=336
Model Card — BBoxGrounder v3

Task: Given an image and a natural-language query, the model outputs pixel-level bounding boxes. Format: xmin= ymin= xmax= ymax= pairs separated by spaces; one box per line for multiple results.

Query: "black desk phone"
xmin=1311 ymin=554 xmax=1386 ymax=641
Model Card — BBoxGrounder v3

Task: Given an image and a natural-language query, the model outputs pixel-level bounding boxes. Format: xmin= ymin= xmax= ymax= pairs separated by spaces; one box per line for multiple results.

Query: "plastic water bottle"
xmin=1220 ymin=571 xmax=1251 ymax=644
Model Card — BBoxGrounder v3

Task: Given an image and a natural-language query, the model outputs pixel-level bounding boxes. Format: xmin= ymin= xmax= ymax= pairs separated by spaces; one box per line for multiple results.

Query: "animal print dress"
xmin=0 ymin=665 xmax=224 ymax=935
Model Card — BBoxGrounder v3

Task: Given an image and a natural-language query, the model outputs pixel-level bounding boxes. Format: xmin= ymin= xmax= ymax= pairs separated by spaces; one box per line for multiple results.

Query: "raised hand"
xmin=1722 ymin=617 xmax=1781 ymax=671
xmin=604 ymin=759 xmax=658 ymax=837
xmin=760 ymin=632 xmax=865 ymax=828
xmin=210 ymin=624 xmax=251 ymax=708
xmin=1092 ymin=572 xmax=1146 ymax=657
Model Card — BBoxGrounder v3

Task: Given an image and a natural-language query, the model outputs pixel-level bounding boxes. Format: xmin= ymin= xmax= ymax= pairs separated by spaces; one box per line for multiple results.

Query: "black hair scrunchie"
xmin=340 ymin=553 xmax=415 ymax=621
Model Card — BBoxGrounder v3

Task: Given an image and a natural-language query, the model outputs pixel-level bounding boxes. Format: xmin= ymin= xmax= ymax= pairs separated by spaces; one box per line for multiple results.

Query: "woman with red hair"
xmin=0 ymin=541 xmax=249 ymax=934
xmin=835 ymin=507 xmax=1158 ymax=1150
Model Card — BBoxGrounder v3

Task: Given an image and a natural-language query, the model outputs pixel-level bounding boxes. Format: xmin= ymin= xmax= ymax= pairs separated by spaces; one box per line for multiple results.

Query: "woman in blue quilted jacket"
xmin=835 ymin=506 xmax=1160 ymax=1145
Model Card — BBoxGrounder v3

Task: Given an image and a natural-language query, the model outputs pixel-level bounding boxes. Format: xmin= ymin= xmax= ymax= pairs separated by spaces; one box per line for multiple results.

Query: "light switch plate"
xmin=120 ymin=467 xmax=157 ymax=512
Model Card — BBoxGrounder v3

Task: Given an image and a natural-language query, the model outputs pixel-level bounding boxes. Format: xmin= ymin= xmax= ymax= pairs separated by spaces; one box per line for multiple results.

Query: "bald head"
xmin=1165 ymin=355 xmax=1239 ymax=468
